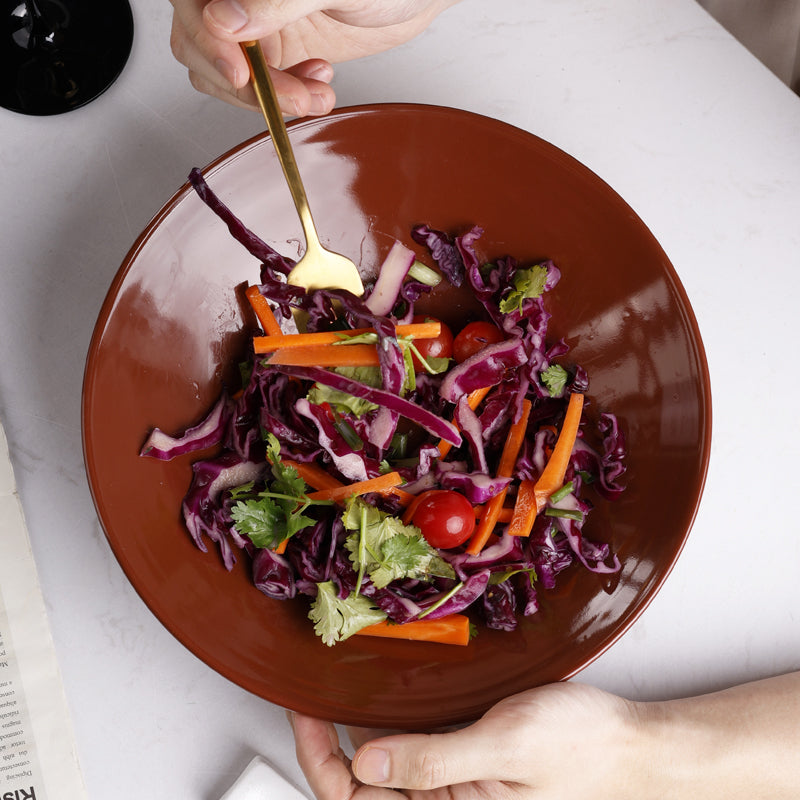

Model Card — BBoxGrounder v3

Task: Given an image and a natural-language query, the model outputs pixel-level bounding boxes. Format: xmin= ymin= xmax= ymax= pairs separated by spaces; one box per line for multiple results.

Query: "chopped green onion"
xmin=407 ymin=260 xmax=442 ymax=287
xmin=544 ymin=508 xmax=584 ymax=522
xmin=548 ymin=481 xmax=574 ymax=504
xmin=388 ymin=432 xmax=409 ymax=460
xmin=331 ymin=409 xmax=364 ymax=451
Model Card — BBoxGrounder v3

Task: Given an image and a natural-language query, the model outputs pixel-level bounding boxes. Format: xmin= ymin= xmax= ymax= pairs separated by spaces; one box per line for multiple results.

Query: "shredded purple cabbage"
xmin=189 ymin=168 xmax=295 ymax=277
xmin=439 ymin=337 xmax=528 ymax=403
xmin=364 ymin=240 xmax=416 ymax=317
xmin=410 ymin=224 xmax=468 ymax=287
xmin=273 ymin=364 xmax=461 ymax=446
xmin=140 ymin=393 xmax=232 ymax=460
xmin=142 ymin=174 xmax=628 ymax=643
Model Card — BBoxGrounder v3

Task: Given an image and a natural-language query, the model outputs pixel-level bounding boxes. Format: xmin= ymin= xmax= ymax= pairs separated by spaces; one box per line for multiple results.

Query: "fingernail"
xmin=279 ymin=95 xmax=302 ymax=117
xmin=215 ymin=58 xmax=239 ymax=87
xmin=306 ymin=63 xmax=334 ymax=83
xmin=353 ymin=747 xmax=389 ymax=784
xmin=308 ymin=92 xmax=332 ymax=116
xmin=206 ymin=0 xmax=248 ymax=33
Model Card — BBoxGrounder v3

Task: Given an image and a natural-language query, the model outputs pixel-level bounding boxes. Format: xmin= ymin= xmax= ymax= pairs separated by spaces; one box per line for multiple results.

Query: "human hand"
xmin=169 ymin=0 xmax=461 ymax=115
xmin=290 ymin=682 xmax=644 ymax=799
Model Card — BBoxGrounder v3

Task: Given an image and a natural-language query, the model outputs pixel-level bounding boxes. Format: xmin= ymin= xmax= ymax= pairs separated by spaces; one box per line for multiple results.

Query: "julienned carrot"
xmin=496 ymin=507 xmax=514 ymax=523
xmin=355 ymin=614 xmax=471 ymax=646
xmin=307 ymin=471 xmax=403 ymax=504
xmin=505 ymin=480 xmax=538 ymax=539
xmin=245 ymin=285 xmax=283 ymax=337
xmin=253 ymin=322 xmax=441 ymax=354
xmin=387 ymin=486 xmax=415 ymax=508
xmin=292 ymin=468 xmax=411 ymax=504
xmin=535 ymin=393 xmax=585 ymax=500
xmin=466 ymin=398 xmax=532 ymax=555
xmin=437 ymin=386 xmax=492 ymax=459
xmin=267 ymin=344 xmax=380 ymax=368
xmin=283 ymin=459 xmax=344 ymax=492
xmin=507 ymin=392 xmax=585 ymax=538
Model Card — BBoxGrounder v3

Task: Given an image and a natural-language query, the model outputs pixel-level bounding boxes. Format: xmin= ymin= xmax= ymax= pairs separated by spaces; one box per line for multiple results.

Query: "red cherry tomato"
xmin=410 ymin=315 xmax=453 ymax=372
xmin=453 ymin=321 xmax=505 ymax=363
xmin=411 ymin=490 xmax=475 ymax=549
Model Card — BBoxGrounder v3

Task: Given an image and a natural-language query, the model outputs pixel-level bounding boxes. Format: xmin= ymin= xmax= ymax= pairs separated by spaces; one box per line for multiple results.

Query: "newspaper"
xmin=0 ymin=421 xmax=87 ymax=800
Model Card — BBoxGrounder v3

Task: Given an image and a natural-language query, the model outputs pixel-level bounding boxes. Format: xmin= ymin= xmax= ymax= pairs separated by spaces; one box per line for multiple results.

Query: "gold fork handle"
xmin=240 ymin=41 xmax=322 ymax=254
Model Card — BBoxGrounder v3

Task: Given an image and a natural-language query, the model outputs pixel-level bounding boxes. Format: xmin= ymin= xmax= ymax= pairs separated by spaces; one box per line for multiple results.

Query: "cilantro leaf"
xmin=230 ymin=434 xmax=327 ymax=550
xmin=229 ymin=482 xmax=256 ymax=500
xmin=265 ymin=433 xmax=307 ymax=497
xmin=341 ymin=495 xmax=386 ymax=534
xmin=264 ymin=431 xmax=282 ymax=464
xmin=343 ymin=497 xmax=456 ymax=589
xmin=540 ymin=364 xmax=568 ymax=397
xmin=308 ymin=580 xmax=386 ymax=646
xmin=369 ymin=534 xmax=433 ymax=588
xmin=230 ymin=496 xmax=285 ymax=548
xmin=499 ymin=264 xmax=549 ymax=314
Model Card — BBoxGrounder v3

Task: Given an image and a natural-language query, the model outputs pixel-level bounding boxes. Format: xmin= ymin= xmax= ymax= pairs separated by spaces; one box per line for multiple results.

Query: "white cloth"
xmin=219 ymin=756 xmax=310 ymax=800
xmin=697 ymin=0 xmax=800 ymax=92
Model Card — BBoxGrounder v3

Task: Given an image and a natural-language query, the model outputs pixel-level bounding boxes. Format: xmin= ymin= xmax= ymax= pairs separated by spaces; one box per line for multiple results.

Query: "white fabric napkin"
xmin=219 ymin=756 xmax=311 ymax=800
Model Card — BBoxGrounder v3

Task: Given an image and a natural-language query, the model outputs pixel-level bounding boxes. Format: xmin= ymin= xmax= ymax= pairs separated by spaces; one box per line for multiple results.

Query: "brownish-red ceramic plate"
xmin=82 ymin=104 xmax=711 ymax=728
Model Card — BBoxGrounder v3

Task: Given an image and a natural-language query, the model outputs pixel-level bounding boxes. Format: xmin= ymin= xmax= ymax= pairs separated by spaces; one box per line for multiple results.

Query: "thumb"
xmin=202 ymin=0 xmax=330 ymax=39
xmin=351 ymin=721 xmax=518 ymax=790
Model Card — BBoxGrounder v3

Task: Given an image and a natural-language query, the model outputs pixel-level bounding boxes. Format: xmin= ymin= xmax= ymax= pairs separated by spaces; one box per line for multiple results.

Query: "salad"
xmin=141 ymin=169 xmax=627 ymax=647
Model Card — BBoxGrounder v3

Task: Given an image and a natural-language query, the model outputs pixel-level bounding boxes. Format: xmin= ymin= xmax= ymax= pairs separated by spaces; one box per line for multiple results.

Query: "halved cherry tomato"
xmin=411 ymin=490 xmax=475 ymax=549
xmin=453 ymin=321 xmax=505 ymax=363
xmin=410 ymin=315 xmax=454 ymax=371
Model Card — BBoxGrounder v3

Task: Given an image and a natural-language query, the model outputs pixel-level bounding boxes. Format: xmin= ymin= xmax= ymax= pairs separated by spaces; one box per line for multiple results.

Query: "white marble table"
xmin=1 ymin=0 xmax=799 ymax=797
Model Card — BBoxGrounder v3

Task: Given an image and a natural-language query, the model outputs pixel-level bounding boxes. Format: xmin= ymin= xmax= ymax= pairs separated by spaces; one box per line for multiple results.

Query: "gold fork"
xmin=240 ymin=41 xmax=364 ymax=298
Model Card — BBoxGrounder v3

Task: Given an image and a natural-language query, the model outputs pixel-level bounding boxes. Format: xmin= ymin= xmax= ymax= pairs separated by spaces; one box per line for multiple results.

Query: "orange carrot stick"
xmin=437 ymin=386 xmax=492 ymax=459
xmin=507 ymin=392 xmax=585 ymax=538
xmin=253 ymin=322 xmax=441 ymax=354
xmin=496 ymin=506 xmax=514 ymax=523
xmin=532 ymin=391 xmax=584 ymax=511
xmin=307 ymin=471 xmax=403 ymax=504
xmin=266 ymin=344 xmax=380 ymax=368
xmin=387 ymin=486 xmax=415 ymax=508
xmin=245 ymin=285 xmax=283 ymax=337
xmin=466 ymin=398 xmax=532 ymax=555
xmin=355 ymin=614 xmax=471 ymax=646
xmin=505 ymin=479 xmax=539 ymax=538
xmin=285 ymin=457 xmax=412 ymax=510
